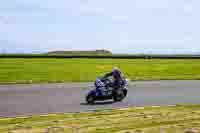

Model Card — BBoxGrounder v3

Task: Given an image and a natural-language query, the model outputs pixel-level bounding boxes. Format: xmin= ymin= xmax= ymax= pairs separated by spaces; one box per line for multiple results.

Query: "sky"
xmin=0 ymin=0 xmax=199 ymax=54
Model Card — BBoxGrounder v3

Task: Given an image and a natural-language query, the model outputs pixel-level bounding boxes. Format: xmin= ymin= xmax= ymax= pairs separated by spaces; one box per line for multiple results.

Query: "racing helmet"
xmin=112 ymin=67 xmax=120 ymax=73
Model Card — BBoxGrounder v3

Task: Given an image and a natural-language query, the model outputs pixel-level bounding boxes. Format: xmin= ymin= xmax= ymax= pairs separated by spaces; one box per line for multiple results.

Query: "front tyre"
xmin=113 ymin=90 xmax=125 ymax=102
xmin=123 ymin=89 xmax=128 ymax=97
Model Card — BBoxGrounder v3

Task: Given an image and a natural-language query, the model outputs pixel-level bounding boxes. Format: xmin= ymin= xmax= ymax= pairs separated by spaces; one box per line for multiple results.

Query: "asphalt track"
xmin=0 ymin=80 xmax=200 ymax=117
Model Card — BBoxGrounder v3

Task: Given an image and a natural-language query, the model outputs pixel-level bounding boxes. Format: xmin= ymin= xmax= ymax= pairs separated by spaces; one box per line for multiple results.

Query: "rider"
xmin=102 ymin=67 xmax=126 ymax=90
xmin=95 ymin=67 xmax=125 ymax=96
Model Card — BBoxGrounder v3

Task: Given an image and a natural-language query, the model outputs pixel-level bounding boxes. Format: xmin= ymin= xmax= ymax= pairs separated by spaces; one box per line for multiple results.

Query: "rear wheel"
xmin=86 ymin=95 xmax=95 ymax=104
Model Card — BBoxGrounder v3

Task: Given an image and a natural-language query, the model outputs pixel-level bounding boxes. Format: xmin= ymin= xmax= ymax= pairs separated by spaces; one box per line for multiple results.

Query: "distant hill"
xmin=47 ymin=49 xmax=112 ymax=55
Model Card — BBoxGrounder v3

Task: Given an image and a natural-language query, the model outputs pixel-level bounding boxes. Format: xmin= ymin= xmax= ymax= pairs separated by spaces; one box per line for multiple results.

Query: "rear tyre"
xmin=86 ymin=95 xmax=95 ymax=104
xmin=113 ymin=90 xmax=125 ymax=102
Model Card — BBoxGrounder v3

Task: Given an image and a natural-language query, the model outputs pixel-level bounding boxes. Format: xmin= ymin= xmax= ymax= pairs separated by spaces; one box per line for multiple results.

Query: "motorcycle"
xmin=86 ymin=77 xmax=128 ymax=104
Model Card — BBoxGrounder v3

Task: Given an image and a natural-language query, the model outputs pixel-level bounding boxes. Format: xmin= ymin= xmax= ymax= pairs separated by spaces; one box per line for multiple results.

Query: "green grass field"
xmin=0 ymin=105 xmax=200 ymax=133
xmin=0 ymin=58 xmax=200 ymax=84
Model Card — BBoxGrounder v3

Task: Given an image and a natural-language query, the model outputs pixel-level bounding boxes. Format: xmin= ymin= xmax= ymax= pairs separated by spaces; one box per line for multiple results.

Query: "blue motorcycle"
xmin=86 ymin=77 xmax=128 ymax=104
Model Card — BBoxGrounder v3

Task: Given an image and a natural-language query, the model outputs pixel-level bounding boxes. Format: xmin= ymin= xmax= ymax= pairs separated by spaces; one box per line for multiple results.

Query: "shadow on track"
xmin=80 ymin=101 xmax=114 ymax=106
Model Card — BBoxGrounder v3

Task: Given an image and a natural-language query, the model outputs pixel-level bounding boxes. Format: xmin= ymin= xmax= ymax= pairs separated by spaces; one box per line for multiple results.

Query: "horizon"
xmin=0 ymin=0 xmax=199 ymax=54
xmin=1 ymin=49 xmax=200 ymax=55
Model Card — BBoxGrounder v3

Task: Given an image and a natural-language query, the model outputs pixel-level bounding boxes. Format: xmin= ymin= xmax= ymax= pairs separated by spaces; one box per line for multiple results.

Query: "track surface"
xmin=0 ymin=80 xmax=200 ymax=117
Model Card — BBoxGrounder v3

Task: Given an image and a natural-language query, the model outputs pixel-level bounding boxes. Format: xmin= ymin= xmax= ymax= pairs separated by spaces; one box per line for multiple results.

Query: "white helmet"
xmin=112 ymin=67 xmax=119 ymax=72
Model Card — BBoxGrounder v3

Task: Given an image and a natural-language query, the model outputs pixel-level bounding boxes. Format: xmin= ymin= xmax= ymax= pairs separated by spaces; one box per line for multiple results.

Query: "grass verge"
xmin=1 ymin=58 xmax=200 ymax=84
xmin=0 ymin=105 xmax=200 ymax=133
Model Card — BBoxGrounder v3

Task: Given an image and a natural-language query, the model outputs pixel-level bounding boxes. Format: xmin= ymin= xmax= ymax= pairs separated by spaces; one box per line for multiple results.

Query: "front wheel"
xmin=86 ymin=95 xmax=95 ymax=104
xmin=113 ymin=90 xmax=125 ymax=102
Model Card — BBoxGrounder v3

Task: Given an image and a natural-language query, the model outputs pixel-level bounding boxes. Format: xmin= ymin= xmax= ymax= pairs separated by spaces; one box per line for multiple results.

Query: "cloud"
xmin=0 ymin=0 xmax=199 ymax=54
xmin=0 ymin=0 xmax=48 ymax=13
